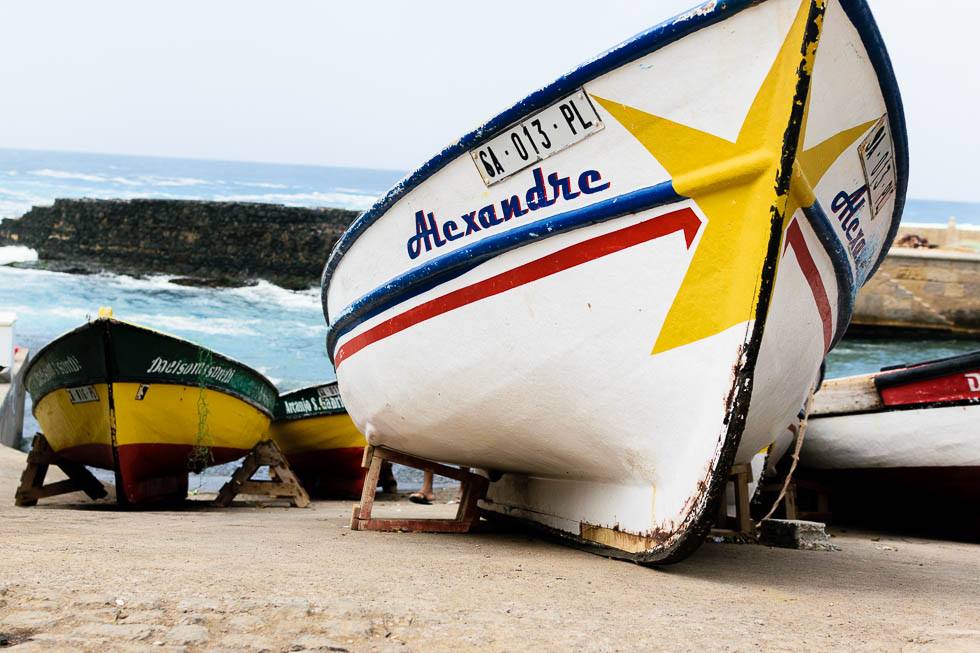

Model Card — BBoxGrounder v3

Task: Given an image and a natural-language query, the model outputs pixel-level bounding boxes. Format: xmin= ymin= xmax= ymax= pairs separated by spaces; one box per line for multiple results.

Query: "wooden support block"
xmin=710 ymin=462 xmax=754 ymax=537
xmin=350 ymin=446 xmax=489 ymax=534
xmin=14 ymin=433 xmax=107 ymax=507
xmin=731 ymin=463 xmax=753 ymax=535
xmin=214 ymin=440 xmax=310 ymax=508
xmin=784 ymin=483 xmax=799 ymax=520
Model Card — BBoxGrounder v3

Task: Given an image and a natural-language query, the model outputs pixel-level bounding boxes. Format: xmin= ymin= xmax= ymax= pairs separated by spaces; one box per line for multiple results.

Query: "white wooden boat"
xmin=322 ymin=0 xmax=907 ymax=562
xmin=801 ymin=352 xmax=979 ymax=532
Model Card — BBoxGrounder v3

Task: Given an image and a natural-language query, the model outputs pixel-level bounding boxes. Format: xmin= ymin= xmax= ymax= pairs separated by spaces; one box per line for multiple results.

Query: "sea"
xmin=1 ymin=148 xmax=978 ymax=481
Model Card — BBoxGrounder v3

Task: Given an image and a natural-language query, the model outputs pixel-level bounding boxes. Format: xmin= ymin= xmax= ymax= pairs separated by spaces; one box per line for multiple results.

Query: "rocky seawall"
xmin=0 ymin=199 xmax=359 ymax=289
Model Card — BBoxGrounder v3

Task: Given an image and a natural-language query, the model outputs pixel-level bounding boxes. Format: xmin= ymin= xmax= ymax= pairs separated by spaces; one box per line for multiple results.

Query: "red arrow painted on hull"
xmin=335 ymin=207 xmax=703 ymax=366
xmin=784 ymin=218 xmax=833 ymax=353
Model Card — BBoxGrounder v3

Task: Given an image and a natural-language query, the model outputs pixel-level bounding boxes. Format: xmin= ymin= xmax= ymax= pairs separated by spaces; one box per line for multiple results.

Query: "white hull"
xmin=804 ymin=404 xmax=980 ymax=470
xmin=323 ymin=0 xmax=906 ymax=562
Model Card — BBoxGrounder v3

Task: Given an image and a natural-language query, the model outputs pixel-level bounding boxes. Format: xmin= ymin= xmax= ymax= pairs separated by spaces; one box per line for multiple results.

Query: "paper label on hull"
xmin=66 ymin=385 xmax=99 ymax=404
xmin=470 ymin=89 xmax=604 ymax=186
xmin=858 ymin=115 xmax=896 ymax=220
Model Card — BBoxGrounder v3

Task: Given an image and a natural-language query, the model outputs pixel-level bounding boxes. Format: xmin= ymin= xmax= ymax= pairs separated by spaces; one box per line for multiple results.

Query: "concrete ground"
xmin=0 ymin=445 xmax=978 ymax=652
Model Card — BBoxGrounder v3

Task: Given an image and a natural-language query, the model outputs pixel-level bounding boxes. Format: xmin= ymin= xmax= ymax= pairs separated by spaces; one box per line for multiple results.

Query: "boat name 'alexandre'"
xmin=406 ymin=166 xmax=611 ymax=259
xmin=831 ymin=185 xmax=868 ymax=259
xmin=146 ymin=357 xmax=236 ymax=383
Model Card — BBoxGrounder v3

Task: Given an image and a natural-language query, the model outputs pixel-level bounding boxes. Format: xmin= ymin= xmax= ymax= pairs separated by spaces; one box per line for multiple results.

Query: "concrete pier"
xmin=0 ymin=347 xmax=29 ymax=450
xmin=852 ymin=223 xmax=980 ymax=335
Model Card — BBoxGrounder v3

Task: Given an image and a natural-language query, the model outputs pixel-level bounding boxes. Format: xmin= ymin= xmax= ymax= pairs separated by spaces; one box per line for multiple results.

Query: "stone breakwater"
xmin=0 ymin=199 xmax=359 ymax=289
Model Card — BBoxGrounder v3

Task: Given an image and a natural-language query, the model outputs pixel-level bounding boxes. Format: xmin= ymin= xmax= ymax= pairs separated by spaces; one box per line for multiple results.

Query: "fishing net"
xmin=188 ymin=347 xmax=214 ymax=473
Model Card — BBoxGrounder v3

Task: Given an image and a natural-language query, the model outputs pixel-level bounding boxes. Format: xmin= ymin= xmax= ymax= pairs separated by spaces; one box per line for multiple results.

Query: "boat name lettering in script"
xmin=470 ymin=89 xmax=603 ymax=185
xmin=831 ymin=185 xmax=868 ymax=259
xmin=284 ymin=395 xmax=342 ymax=415
xmin=27 ymin=355 xmax=84 ymax=393
xmin=145 ymin=356 xmax=236 ymax=384
xmin=406 ymin=166 xmax=610 ymax=260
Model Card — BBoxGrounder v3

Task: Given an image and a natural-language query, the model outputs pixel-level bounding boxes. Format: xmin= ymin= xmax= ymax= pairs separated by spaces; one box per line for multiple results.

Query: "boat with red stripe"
xmin=800 ymin=351 xmax=980 ymax=538
xmin=321 ymin=0 xmax=907 ymax=563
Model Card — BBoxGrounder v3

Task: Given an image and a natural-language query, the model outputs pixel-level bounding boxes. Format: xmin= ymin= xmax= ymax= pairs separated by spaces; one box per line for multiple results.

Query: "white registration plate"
xmin=858 ymin=116 xmax=896 ymax=219
xmin=66 ymin=385 xmax=99 ymax=404
xmin=470 ymin=89 xmax=604 ymax=186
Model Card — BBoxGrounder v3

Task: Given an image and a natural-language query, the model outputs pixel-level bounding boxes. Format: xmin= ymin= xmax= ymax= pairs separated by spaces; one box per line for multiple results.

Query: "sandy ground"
xmin=0 ymin=446 xmax=978 ymax=652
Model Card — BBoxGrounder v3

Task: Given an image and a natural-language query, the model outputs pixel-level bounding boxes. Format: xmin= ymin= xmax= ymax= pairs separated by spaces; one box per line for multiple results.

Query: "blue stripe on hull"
xmin=326 ymin=182 xmax=684 ymax=359
xmin=322 ymin=0 xmax=907 ymax=360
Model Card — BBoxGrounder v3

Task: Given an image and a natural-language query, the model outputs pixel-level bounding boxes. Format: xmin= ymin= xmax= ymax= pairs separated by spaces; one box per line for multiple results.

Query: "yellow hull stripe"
xmin=270 ymin=413 xmax=366 ymax=456
xmin=33 ymin=383 xmax=269 ymax=462
xmin=113 ymin=383 xmax=268 ymax=449
xmin=33 ymin=383 xmax=112 ymax=455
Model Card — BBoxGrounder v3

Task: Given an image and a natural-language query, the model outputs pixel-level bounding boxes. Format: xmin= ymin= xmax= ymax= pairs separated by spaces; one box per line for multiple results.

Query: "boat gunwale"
xmin=810 ymin=396 xmax=980 ymax=420
xmin=23 ymin=317 xmax=278 ymax=417
xmin=874 ymin=349 xmax=980 ymax=391
xmin=273 ymin=382 xmax=348 ymax=422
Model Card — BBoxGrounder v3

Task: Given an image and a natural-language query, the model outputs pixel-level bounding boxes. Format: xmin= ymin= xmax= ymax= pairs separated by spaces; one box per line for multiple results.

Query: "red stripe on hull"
xmin=784 ymin=219 xmax=833 ymax=352
xmin=56 ymin=443 xmax=115 ymax=470
xmin=335 ymin=208 xmax=701 ymax=366
xmin=286 ymin=447 xmax=367 ymax=499
xmin=880 ymin=369 xmax=980 ymax=407
xmin=116 ymin=443 xmax=248 ymax=505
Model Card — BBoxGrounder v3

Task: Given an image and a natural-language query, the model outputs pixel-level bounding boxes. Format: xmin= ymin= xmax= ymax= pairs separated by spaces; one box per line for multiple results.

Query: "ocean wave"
xmin=139 ymin=175 xmax=211 ymax=187
xmin=213 ymin=190 xmax=377 ymax=210
xmin=226 ymin=280 xmax=321 ymax=312
xmin=0 ymin=303 xmax=90 ymax=321
xmin=28 ymin=169 xmax=210 ymax=189
xmin=29 ymin=168 xmax=139 ymax=185
xmin=234 ymin=181 xmax=289 ymax=190
xmin=0 ymin=246 xmax=39 ymax=265
xmin=125 ymin=313 xmax=261 ymax=337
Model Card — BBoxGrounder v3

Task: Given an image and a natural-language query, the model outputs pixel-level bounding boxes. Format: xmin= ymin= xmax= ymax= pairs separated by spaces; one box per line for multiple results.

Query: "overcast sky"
xmin=0 ymin=1 xmax=975 ymax=201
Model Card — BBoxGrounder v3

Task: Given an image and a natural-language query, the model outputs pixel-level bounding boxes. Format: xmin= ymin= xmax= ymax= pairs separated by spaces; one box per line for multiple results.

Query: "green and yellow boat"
xmin=23 ymin=311 xmax=277 ymax=505
xmin=269 ymin=382 xmax=367 ymax=498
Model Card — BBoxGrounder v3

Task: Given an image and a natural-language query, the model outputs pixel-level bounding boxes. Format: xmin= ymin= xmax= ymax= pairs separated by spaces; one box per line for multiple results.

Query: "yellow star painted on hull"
xmin=786 ymin=117 xmax=876 ymax=223
xmin=594 ymin=0 xmax=826 ymax=354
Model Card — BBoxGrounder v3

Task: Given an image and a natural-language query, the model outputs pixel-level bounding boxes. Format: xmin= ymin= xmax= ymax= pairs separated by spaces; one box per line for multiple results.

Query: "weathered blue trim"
xmin=838 ymin=0 xmax=909 ymax=283
xmin=801 ymin=201 xmax=856 ymax=348
xmin=326 ymin=181 xmax=685 ymax=359
xmin=320 ymin=0 xmax=765 ymax=321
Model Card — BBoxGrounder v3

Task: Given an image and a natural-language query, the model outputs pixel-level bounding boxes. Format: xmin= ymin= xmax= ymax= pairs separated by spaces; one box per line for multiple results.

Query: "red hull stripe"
xmin=880 ymin=370 xmax=980 ymax=407
xmin=784 ymin=219 xmax=833 ymax=352
xmin=335 ymin=208 xmax=701 ymax=366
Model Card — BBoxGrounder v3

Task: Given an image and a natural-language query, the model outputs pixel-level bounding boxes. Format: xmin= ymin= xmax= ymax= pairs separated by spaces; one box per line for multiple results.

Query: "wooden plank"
xmin=372 ymin=448 xmax=471 ymax=482
xmin=810 ymin=374 xmax=882 ymax=416
xmin=214 ymin=440 xmax=310 ymax=508
xmin=350 ymin=446 xmax=487 ymax=534
xmin=354 ymin=518 xmax=474 ymax=534
xmin=14 ymin=434 xmax=107 ymax=506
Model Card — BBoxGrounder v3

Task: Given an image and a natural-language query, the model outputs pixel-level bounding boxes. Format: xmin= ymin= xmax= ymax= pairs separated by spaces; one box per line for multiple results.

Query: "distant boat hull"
xmin=270 ymin=383 xmax=367 ymax=498
xmin=323 ymin=0 xmax=907 ymax=562
xmin=24 ymin=318 xmax=277 ymax=505
xmin=801 ymin=351 xmax=980 ymax=537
